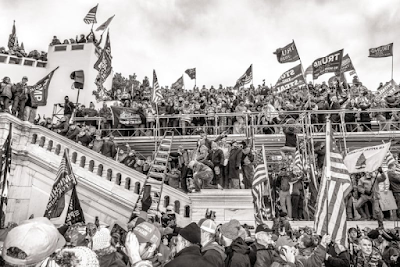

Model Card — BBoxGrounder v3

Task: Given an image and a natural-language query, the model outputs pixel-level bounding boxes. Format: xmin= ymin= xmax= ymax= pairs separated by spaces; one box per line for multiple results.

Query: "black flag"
xmin=65 ymin=186 xmax=85 ymax=225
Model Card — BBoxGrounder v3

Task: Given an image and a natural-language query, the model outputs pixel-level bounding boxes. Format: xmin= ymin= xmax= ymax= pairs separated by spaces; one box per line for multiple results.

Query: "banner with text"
xmin=376 ymin=79 xmax=400 ymax=100
xmin=340 ymin=54 xmax=356 ymax=73
xmin=111 ymin=106 xmax=146 ymax=127
xmin=344 ymin=143 xmax=390 ymax=173
xmin=31 ymin=67 xmax=59 ymax=106
xmin=273 ymin=41 xmax=300 ymax=63
xmin=65 ymin=186 xmax=85 ymax=225
xmin=312 ymin=49 xmax=343 ymax=80
xmin=275 ymin=64 xmax=306 ymax=93
xmin=369 ymin=43 xmax=393 ymax=58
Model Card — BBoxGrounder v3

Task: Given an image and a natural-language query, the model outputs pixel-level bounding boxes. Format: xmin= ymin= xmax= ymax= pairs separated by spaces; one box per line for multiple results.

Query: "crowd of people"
xmin=50 ymin=32 xmax=103 ymax=47
xmin=2 ymin=205 xmax=400 ymax=267
xmin=0 ymin=44 xmax=47 ymax=61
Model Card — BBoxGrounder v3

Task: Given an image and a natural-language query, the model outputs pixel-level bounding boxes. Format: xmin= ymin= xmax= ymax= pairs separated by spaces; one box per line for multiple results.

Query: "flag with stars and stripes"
xmin=83 ymin=4 xmax=98 ymax=24
xmin=252 ymin=145 xmax=272 ymax=225
xmin=314 ymin=120 xmax=351 ymax=246
xmin=94 ymin=31 xmax=112 ymax=93
xmin=185 ymin=68 xmax=196 ymax=80
xmin=235 ymin=64 xmax=252 ymax=88
xmin=294 ymin=149 xmax=305 ymax=172
xmin=385 ymin=150 xmax=400 ymax=173
xmin=0 ymin=124 xmax=12 ymax=224
xmin=152 ymin=70 xmax=163 ymax=104
xmin=44 ymin=149 xmax=77 ymax=219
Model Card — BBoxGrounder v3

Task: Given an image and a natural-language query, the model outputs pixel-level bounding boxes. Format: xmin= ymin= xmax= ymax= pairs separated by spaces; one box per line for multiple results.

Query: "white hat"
xmin=200 ymin=219 xmax=217 ymax=234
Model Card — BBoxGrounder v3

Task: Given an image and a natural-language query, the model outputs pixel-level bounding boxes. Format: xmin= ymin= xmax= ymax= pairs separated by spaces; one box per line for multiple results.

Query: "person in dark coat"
xmin=53 ymin=117 xmax=69 ymax=136
xmin=11 ymin=76 xmax=28 ymax=119
xmin=59 ymin=96 xmax=75 ymax=122
xmin=325 ymin=242 xmax=351 ymax=267
xmin=101 ymin=136 xmax=117 ymax=158
xmin=66 ymin=123 xmax=80 ymax=140
xmin=220 ymin=219 xmax=251 ymax=267
xmin=77 ymin=131 xmax=93 ymax=147
xmin=241 ymin=143 xmax=254 ymax=189
xmin=207 ymin=141 xmax=224 ymax=186
xmin=165 ymin=222 xmax=214 ymax=267
xmin=249 ymin=224 xmax=279 ymax=267
xmin=227 ymin=140 xmax=243 ymax=189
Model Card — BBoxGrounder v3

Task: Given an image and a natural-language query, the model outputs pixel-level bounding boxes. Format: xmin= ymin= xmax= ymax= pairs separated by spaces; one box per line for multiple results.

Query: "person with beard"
xmin=227 ymin=140 xmax=243 ymax=189
xmin=165 ymin=223 xmax=213 ymax=267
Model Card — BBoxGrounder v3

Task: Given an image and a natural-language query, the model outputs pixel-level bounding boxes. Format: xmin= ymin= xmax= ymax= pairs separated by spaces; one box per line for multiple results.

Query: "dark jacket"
xmin=202 ymin=241 xmax=226 ymax=267
xmin=388 ymin=170 xmax=400 ymax=193
xmin=54 ymin=121 xmax=69 ymax=135
xmin=207 ymin=149 xmax=224 ymax=167
xmin=165 ymin=245 xmax=214 ymax=267
xmin=77 ymin=134 xmax=93 ymax=147
xmin=225 ymin=237 xmax=251 ymax=267
xmin=284 ymin=129 xmax=297 ymax=147
xmin=228 ymin=147 xmax=243 ymax=180
xmin=66 ymin=127 xmax=80 ymax=140
xmin=271 ymin=244 xmax=326 ymax=267
xmin=97 ymin=251 xmax=127 ymax=267
xmin=62 ymin=101 xmax=75 ymax=115
xmin=101 ymin=140 xmax=117 ymax=158
xmin=249 ymin=242 xmax=279 ymax=267
xmin=325 ymin=243 xmax=350 ymax=267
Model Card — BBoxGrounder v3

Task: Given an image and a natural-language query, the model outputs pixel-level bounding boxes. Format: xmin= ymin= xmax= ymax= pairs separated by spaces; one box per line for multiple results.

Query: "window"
xmin=23 ymin=60 xmax=34 ymax=66
xmin=71 ymin=44 xmax=84 ymax=51
xmin=54 ymin=45 xmax=67 ymax=52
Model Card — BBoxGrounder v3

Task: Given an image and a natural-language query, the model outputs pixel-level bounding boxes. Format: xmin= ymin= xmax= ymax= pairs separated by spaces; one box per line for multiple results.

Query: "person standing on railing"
xmin=11 ymin=76 xmax=28 ymax=119
xmin=0 ymin=77 xmax=13 ymax=113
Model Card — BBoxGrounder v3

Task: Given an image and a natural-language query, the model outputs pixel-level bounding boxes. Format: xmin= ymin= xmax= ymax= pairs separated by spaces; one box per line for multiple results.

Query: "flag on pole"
xmin=171 ymin=76 xmax=184 ymax=90
xmin=273 ymin=41 xmax=300 ymax=63
xmin=304 ymin=65 xmax=313 ymax=76
xmin=185 ymin=68 xmax=196 ymax=80
xmin=235 ymin=64 xmax=253 ymax=88
xmin=369 ymin=43 xmax=393 ymax=58
xmin=385 ymin=150 xmax=400 ymax=173
xmin=312 ymin=49 xmax=344 ymax=80
xmin=96 ymin=15 xmax=115 ymax=31
xmin=83 ymin=5 xmax=98 ymax=24
xmin=0 ymin=124 xmax=12 ymax=224
xmin=44 ymin=149 xmax=77 ymax=219
xmin=8 ymin=21 xmax=17 ymax=51
xmin=294 ymin=150 xmax=305 ymax=172
xmin=152 ymin=70 xmax=163 ymax=103
xmin=252 ymin=146 xmax=272 ymax=224
xmin=340 ymin=54 xmax=356 ymax=73
xmin=65 ymin=186 xmax=85 ymax=225
xmin=30 ymin=67 xmax=59 ymax=107
xmin=343 ymin=143 xmax=390 ymax=173
xmin=274 ymin=64 xmax=306 ymax=93
xmin=94 ymin=31 xmax=112 ymax=90
xmin=314 ymin=120 xmax=351 ymax=246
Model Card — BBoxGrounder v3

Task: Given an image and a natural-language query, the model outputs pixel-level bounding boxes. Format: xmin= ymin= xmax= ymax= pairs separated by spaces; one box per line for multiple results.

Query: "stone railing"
xmin=0 ymin=114 xmax=192 ymax=218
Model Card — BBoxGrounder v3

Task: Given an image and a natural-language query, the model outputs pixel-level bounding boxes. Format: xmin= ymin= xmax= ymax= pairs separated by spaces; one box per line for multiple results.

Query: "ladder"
xmin=132 ymin=130 xmax=174 ymax=215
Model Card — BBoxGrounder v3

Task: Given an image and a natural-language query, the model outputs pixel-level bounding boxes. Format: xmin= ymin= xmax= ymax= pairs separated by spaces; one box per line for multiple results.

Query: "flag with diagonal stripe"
xmin=152 ymin=70 xmax=163 ymax=104
xmin=314 ymin=120 xmax=351 ymax=246
xmin=44 ymin=149 xmax=77 ymax=219
xmin=185 ymin=68 xmax=196 ymax=80
xmin=235 ymin=64 xmax=252 ymax=88
xmin=84 ymin=5 xmax=98 ymax=24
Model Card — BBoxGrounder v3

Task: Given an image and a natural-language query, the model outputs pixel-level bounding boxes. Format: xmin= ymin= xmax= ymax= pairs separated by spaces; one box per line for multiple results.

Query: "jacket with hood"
xmin=201 ymin=241 xmax=226 ymax=267
xmin=225 ymin=237 xmax=251 ymax=267
xmin=249 ymin=242 xmax=279 ymax=267
xmin=165 ymin=245 xmax=214 ymax=267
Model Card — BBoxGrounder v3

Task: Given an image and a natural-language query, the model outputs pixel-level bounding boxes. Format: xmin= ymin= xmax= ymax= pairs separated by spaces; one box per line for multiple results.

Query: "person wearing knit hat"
xmin=220 ymin=220 xmax=251 ymax=267
xmin=165 ymin=222 xmax=213 ymax=267
xmin=200 ymin=220 xmax=226 ymax=267
xmin=249 ymin=224 xmax=278 ymax=267
xmin=91 ymin=227 xmax=126 ymax=267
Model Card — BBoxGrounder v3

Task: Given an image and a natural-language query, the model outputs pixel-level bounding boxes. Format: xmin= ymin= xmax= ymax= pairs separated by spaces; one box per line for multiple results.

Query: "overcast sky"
xmin=0 ymin=0 xmax=399 ymax=90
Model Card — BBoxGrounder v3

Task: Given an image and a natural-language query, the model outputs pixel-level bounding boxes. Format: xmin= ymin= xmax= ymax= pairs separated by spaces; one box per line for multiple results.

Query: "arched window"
xmin=174 ymin=201 xmax=180 ymax=214
xmin=55 ymin=144 xmax=61 ymax=155
xmin=134 ymin=182 xmax=140 ymax=194
xmin=97 ymin=164 xmax=103 ymax=177
xmin=184 ymin=205 xmax=190 ymax=218
xmin=116 ymin=173 xmax=121 ymax=185
xmin=31 ymin=134 xmax=37 ymax=144
xmin=47 ymin=140 xmax=53 ymax=151
xmin=88 ymin=160 xmax=95 ymax=172
xmin=71 ymin=152 xmax=77 ymax=164
xmin=107 ymin=169 xmax=112 ymax=181
xmin=125 ymin=177 xmax=131 ymax=190
xmin=80 ymin=156 xmax=86 ymax=168
xmin=164 ymin=196 xmax=170 ymax=208
xmin=39 ymin=136 xmax=45 ymax=147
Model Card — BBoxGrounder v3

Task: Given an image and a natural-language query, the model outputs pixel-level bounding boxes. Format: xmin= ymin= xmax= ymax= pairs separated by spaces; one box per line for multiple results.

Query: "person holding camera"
xmin=356 ymin=168 xmax=386 ymax=221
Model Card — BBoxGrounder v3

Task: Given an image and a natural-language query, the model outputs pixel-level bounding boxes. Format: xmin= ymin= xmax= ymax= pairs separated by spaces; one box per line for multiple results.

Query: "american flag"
xmin=235 ymin=64 xmax=253 ymax=88
xmin=252 ymin=146 xmax=271 ymax=225
xmin=185 ymin=68 xmax=196 ymax=80
xmin=171 ymin=75 xmax=184 ymax=90
xmin=8 ymin=21 xmax=16 ymax=51
xmin=83 ymin=5 xmax=98 ymax=24
xmin=294 ymin=150 xmax=304 ymax=172
xmin=94 ymin=31 xmax=112 ymax=91
xmin=314 ymin=120 xmax=351 ymax=246
xmin=44 ymin=149 xmax=77 ymax=219
xmin=96 ymin=15 xmax=115 ymax=32
xmin=385 ymin=150 xmax=400 ymax=173
xmin=152 ymin=70 xmax=163 ymax=103
xmin=0 ymin=124 xmax=12 ymax=221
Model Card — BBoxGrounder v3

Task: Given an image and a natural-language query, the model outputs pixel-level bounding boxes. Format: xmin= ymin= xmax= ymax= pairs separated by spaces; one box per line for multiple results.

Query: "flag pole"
xmin=0 ymin=123 xmax=11 ymax=228
xmin=392 ymin=49 xmax=394 ymax=80
xmin=325 ymin=119 xmax=331 ymax=235
xmin=261 ymin=145 xmax=275 ymax=218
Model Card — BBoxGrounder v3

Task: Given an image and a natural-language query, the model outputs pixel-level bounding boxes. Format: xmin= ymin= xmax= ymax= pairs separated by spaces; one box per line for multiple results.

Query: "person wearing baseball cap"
xmin=91 ymin=227 xmax=126 ymax=267
xmin=200 ymin=219 xmax=226 ymax=267
xmin=165 ymin=222 xmax=213 ymax=267
xmin=249 ymin=224 xmax=279 ymax=267
xmin=2 ymin=217 xmax=66 ymax=266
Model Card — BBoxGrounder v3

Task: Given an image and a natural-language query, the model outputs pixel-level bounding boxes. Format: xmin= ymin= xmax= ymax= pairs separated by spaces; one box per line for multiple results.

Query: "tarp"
xmin=344 ymin=143 xmax=390 ymax=173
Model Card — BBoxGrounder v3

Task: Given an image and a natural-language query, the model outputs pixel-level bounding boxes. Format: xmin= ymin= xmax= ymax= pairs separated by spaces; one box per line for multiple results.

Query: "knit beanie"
xmin=367 ymin=229 xmax=380 ymax=240
xmin=92 ymin=228 xmax=111 ymax=251
xmin=220 ymin=219 xmax=241 ymax=240
xmin=57 ymin=246 xmax=99 ymax=267
xmin=179 ymin=222 xmax=201 ymax=244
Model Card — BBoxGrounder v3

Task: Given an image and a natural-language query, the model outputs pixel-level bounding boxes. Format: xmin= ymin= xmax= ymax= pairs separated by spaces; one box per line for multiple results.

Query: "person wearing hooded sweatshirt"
xmin=165 ymin=222 xmax=214 ymax=267
xmin=200 ymin=219 xmax=226 ymax=267
xmin=220 ymin=219 xmax=251 ymax=267
xmin=325 ymin=241 xmax=351 ymax=267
